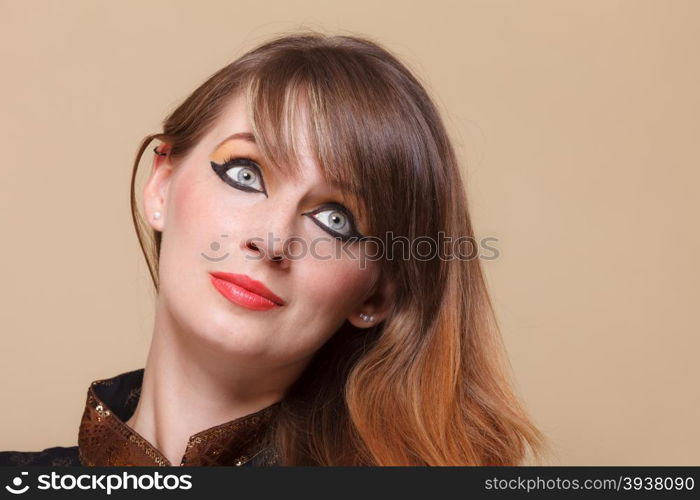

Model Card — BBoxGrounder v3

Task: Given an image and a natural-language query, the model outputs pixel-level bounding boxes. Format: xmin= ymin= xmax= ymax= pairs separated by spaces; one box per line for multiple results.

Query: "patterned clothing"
xmin=0 ymin=369 xmax=281 ymax=466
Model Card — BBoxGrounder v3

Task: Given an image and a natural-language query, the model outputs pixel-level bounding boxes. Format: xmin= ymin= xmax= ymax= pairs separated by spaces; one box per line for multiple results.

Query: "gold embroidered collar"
xmin=77 ymin=369 xmax=280 ymax=466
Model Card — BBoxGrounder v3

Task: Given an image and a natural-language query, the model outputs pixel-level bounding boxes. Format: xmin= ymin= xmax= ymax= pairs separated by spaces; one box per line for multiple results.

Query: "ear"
xmin=347 ymin=271 xmax=396 ymax=329
xmin=142 ymin=143 xmax=174 ymax=232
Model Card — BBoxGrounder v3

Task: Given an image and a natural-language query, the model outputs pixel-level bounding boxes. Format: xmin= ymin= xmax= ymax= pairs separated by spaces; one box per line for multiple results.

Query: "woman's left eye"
xmin=210 ymin=158 xmax=267 ymax=194
xmin=304 ymin=205 xmax=362 ymax=240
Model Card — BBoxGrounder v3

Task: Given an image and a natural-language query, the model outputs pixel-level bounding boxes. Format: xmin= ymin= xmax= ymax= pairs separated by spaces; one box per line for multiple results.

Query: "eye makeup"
xmin=210 ymin=156 xmax=267 ymax=195
xmin=210 ymin=155 xmax=366 ymax=242
xmin=301 ymin=202 xmax=365 ymax=241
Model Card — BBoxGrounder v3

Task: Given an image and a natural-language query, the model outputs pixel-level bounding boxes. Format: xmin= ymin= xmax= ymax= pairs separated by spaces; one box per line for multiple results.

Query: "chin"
xmin=161 ymin=281 xmax=290 ymax=363
xmin=190 ymin=307 xmax=275 ymax=356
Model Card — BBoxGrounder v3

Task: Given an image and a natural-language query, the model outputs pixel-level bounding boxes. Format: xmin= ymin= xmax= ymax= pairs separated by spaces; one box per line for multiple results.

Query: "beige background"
xmin=1 ymin=0 xmax=698 ymax=465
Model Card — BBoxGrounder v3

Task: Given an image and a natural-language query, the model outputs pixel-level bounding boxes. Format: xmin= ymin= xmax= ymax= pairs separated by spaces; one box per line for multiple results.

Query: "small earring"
xmin=153 ymin=211 xmax=161 ymax=220
xmin=359 ymin=312 xmax=374 ymax=323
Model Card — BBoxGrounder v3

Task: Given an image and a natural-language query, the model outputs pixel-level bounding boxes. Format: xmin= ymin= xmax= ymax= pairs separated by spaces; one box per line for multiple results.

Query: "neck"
xmin=125 ymin=299 xmax=304 ymax=465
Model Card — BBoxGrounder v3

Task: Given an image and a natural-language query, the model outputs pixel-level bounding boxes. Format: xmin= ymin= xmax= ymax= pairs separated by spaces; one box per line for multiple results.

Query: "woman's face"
xmin=143 ymin=93 xmax=393 ymax=370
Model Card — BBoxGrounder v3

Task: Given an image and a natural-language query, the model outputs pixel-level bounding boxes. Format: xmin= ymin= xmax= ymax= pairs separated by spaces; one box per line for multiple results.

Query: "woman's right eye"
xmin=210 ymin=158 xmax=267 ymax=195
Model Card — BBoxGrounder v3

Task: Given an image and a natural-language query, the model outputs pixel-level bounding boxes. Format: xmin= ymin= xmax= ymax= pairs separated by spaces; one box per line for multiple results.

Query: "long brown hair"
xmin=130 ymin=30 xmax=548 ymax=465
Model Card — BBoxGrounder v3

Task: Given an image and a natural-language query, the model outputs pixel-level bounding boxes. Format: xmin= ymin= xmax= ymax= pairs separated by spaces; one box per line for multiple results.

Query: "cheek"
xmin=302 ymin=256 xmax=377 ymax=318
xmin=171 ymin=175 xmax=210 ymax=230
xmin=167 ymin=173 xmax=231 ymax=251
xmin=159 ymin=172 xmax=230 ymax=289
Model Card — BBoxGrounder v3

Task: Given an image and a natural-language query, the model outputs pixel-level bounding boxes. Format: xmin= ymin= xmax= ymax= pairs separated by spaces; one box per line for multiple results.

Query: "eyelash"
xmin=210 ymin=155 xmax=365 ymax=242
xmin=210 ymin=156 xmax=267 ymax=194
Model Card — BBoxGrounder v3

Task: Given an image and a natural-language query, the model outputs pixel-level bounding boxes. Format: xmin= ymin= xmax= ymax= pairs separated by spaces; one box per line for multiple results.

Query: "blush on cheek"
xmin=172 ymin=177 xmax=192 ymax=217
xmin=170 ymin=174 xmax=212 ymax=230
xmin=311 ymin=260 xmax=378 ymax=310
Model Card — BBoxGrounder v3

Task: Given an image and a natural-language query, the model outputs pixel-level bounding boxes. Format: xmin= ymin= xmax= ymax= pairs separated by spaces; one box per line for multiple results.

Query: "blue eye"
xmin=211 ymin=157 xmax=267 ymax=195
xmin=303 ymin=203 xmax=365 ymax=242
xmin=313 ymin=209 xmax=349 ymax=234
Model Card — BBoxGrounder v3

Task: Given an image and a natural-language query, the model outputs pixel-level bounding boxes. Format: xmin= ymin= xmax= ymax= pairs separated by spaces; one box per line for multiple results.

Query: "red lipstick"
xmin=209 ymin=271 xmax=285 ymax=311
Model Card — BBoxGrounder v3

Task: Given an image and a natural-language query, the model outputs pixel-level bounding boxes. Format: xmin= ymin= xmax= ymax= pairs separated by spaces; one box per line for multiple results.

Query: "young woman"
xmin=1 ymin=31 xmax=546 ymax=466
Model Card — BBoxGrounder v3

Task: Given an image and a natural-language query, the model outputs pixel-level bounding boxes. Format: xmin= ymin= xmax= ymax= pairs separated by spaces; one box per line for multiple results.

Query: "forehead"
xmin=212 ymin=95 xmax=312 ymax=168
xmin=211 ymin=93 xmax=251 ymax=143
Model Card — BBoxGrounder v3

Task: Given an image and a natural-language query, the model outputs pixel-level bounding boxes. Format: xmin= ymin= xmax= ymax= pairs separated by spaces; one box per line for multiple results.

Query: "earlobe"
xmin=348 ymin=312 xmax=375 ymax=329
xmin=347 ymin=275 xmax=396 ymax=329
xmin=143 ymin=144 xmax=174 ymax=232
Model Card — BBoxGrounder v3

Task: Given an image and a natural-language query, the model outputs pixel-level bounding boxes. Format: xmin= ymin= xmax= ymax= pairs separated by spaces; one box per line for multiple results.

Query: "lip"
xmin=209 ymin=271 xmax=286 ymax=311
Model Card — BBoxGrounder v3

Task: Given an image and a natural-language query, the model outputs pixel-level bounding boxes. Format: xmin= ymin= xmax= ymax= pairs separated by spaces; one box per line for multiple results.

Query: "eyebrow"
xmin=214 ymin=131 xmax=256 ymax=150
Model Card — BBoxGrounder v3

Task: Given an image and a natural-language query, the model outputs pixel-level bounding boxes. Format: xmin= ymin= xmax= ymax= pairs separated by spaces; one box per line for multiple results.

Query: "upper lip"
xmin=209 ymin=271 xmax=286 ymax=306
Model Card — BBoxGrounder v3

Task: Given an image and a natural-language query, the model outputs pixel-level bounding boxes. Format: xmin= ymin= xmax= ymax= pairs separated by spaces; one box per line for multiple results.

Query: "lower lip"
xmin=209 ymin=275 xmax=281 ymax=311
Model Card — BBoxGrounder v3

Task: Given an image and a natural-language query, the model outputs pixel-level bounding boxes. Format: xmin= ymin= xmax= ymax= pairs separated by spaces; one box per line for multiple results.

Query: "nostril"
xmin=244 ymin=238 xmax=286 ymax=263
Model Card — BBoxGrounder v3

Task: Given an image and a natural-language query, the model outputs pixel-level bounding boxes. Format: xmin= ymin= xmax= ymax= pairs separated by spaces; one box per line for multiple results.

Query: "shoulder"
xmin=0 ymin=446 xmax=80 ymax=466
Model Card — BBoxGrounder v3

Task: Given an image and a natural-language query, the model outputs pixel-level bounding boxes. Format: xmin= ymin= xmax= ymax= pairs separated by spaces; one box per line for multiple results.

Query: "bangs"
xmin=242 ymin=62 xmax=370 ymax=233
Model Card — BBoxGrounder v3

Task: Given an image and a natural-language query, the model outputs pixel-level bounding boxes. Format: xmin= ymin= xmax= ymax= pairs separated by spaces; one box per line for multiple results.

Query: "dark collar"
xmin=77 ymin=369 xmax=280 ymax=466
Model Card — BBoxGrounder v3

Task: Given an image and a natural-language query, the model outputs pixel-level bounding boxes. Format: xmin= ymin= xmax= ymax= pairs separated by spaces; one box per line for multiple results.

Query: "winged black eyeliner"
xmin=302 ymin=203 xmax=366 ymax=241
xmin=211 ymin=159 xmax=365 ymax=241
xmin=210 ymin=159 xmax=267 ymax=195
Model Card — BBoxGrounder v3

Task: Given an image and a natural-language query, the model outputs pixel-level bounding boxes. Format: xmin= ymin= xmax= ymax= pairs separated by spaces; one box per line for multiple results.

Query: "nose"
xmin=243 ymin=237 xmax=289 ymax=267
xmin=240 ymin=204 xmax=299 ymax=268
